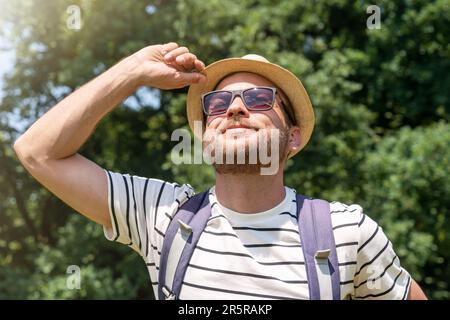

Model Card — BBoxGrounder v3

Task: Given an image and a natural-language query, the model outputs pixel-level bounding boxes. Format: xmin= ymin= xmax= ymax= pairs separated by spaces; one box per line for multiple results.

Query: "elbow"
xmin=13 ymin=136 xmax=27 ymax=161
xmin=13 ymin=136 xmax=43 ymax=171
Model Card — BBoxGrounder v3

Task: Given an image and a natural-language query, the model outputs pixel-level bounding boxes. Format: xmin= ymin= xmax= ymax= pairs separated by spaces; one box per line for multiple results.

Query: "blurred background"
xmin=0 ymin=0 xmax=449 ymax=299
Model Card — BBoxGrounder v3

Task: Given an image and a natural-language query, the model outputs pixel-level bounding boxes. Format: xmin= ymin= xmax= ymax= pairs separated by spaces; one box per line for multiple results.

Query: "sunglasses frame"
xmin=201 ymin=86 xmax=278 ymax=116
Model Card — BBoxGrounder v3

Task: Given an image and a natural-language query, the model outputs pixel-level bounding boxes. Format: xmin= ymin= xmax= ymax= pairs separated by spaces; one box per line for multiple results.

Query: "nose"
xmin=226 ymin=96 xmax=250 ymax=119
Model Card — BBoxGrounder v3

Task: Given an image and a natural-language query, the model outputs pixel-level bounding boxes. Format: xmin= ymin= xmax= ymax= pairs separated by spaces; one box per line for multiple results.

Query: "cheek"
xmin=205 ymin=115 xmax=227 ymax=130
xmin=271 ymin=108 xmax=287 ymax=128
xmin=253 ymin=110 xmax=283 ymax=128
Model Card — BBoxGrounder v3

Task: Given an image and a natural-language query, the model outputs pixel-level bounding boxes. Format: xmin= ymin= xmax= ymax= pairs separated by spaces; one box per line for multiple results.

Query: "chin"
xmin=202 ymin=127 xmax=288 ymax=173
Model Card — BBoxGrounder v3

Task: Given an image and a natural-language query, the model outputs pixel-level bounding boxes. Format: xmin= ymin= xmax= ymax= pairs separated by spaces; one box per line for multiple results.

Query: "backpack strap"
xmin=296 ymin=194 xmax=340 ymax=300
xmin=158 ymin=191 xmax=340 ymax=300
xmin=158 ymin=191 xmax=210 ymax=300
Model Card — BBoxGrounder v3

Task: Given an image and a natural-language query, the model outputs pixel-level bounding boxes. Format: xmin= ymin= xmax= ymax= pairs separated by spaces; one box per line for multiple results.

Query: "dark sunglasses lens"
xmin=243 ymin=88 xmax=274 ymax=110
xmin=204 ymin=91 xmax=232 ymax=115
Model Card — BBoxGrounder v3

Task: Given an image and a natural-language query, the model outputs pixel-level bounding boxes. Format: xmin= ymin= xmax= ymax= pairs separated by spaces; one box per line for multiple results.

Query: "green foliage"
xmin=362 ymin=122 xmax=450 ymax=299
xmin=0 ymin=0 xmax=448 ymax=299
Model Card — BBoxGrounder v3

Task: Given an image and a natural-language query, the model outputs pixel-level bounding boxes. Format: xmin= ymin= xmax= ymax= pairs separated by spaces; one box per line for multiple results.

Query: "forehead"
xmin=215 ymin=72 xmax=276 ymax=90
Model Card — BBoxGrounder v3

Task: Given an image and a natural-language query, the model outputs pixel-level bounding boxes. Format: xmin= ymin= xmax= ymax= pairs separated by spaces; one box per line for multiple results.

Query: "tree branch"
xmin=0 ymin=145 xmax=40 ymax=242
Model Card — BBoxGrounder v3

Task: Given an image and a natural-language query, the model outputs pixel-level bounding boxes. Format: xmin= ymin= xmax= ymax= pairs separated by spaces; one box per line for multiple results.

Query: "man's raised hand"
xmin=130 ymin=42 xmax=206 ymax=90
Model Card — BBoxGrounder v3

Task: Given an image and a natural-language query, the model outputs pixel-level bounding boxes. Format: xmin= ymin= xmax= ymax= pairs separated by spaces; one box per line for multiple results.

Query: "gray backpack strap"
xmin=296 ymin=194 xmax=340 ymax=300
xmin=158 ymin=192 xmax=210 ymax=300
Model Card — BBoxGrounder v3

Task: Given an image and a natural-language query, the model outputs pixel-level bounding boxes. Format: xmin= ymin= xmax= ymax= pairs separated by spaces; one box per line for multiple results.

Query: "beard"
xmin=202 ymin=127 xmax=290 ymax=175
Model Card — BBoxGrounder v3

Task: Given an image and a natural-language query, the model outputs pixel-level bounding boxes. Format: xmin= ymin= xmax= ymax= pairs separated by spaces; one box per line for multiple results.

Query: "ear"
xmin=287 ymin=126 xmax=301 ymax=153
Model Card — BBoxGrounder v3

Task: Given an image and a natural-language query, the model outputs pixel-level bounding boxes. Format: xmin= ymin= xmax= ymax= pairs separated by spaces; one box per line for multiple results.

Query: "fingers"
xmin=163 ymin=46 xmax=206 ymax=73
xmin=173 ymin=71 xmax=207 ymax=87
xmin=178 ymin=55 xmax=206 ymax=73
xmin=158 ymin=42 xmax=207 ymax=86
xmin=174 ymin=53 xmax=206 ymax=73
xmin=164 ymin=46 xmax=189 ymax=62
xmin=194 ymin=59 xmax=205 ymax=72
xmin=160 ymin=42 xmax=179 ymax=55
xmin=176 ymin=52 xmax=196 ymax=70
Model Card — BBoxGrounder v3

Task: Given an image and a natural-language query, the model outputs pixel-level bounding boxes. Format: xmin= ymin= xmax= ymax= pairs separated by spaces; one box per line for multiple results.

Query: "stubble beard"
xmin=202 ymin=127 xmax=289 ymax=175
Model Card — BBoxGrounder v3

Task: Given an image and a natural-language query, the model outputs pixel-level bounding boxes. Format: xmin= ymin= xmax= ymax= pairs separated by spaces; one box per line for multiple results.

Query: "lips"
xmin=227 ymin=124 xmax=250 ymax=130
xmin=221 ymin=123 xmax=257 ymax=133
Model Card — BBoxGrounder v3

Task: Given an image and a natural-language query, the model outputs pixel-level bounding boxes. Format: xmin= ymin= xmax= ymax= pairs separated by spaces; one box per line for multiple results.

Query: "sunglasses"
xmin=202 ymin=86 xmax=282 ymax=116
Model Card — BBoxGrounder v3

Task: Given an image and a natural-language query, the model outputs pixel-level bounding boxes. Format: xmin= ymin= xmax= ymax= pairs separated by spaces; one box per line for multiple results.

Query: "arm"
xmin=13 ymin=42 xmax=206 ymax=229
xmin=407 ymin=279 xmax=428 ymax=300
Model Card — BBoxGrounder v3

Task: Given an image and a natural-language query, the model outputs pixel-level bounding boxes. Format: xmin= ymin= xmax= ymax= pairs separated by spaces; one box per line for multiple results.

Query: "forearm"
xmin=14 ymin=56 xmax=140 ymax=161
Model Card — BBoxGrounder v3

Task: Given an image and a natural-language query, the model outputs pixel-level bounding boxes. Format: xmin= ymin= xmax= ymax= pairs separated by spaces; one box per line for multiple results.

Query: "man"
xmin=13 ymin=42 xmax=427 ymax=300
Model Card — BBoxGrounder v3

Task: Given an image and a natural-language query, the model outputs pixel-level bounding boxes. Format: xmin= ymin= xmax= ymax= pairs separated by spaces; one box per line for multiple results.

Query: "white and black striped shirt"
xmin=103 ymin=170 xmax=411 ymax=300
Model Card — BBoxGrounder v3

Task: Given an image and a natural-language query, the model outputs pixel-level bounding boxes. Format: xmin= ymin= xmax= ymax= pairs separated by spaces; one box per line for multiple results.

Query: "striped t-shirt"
xmin=103 ymin=170 xmax=411 ymax=300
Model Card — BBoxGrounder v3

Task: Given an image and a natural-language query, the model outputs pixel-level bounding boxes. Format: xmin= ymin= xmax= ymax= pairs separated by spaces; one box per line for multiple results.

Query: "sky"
xmin=0 ymin=37 xmax=15 ymax=101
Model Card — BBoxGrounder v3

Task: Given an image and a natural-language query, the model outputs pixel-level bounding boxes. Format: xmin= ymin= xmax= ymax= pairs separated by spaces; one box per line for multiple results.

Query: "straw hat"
xmin=186 ymin=54 xmax=315 ymax=157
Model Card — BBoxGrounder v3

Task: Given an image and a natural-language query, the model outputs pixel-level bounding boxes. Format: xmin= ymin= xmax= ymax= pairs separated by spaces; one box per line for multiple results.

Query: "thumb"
xmin=174 ymin=71 xmax=207 ymax=86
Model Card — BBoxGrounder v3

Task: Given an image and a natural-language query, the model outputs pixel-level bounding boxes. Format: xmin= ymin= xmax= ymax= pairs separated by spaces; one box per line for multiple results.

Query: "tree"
xmin=363 ymin=122 xmax=450 ymax=299
xmin=0 ymin=0 xmax=448 ymax=299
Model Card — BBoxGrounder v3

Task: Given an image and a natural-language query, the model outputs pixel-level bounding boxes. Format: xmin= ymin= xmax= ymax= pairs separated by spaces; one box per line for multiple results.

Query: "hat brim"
xmin=186 ymin=57 xmax=315 ymax=158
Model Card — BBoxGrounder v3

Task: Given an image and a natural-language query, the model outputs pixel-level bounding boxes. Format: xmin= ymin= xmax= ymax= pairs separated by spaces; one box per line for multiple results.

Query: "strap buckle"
xmin=315 ymin=249 xmax=331 ymax=262
xmin=178 ymin=220 xmax=193 ymax=237
xmin=162 ymin=286 xmax=176 ymax=300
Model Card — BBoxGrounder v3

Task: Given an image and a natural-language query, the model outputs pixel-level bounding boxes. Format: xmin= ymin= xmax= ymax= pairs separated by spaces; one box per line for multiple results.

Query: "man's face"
xmin=202 ymin=72 xmax=300 ymax=175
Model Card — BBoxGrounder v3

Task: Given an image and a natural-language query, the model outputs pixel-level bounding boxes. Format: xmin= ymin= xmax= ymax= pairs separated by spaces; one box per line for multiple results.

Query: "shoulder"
xmin=329 ymin=201 xmax=363 ymax=215
xmin=329 ymin=201 xmax=364 ymax=226
xmin=104 ymin=169 xmax=195 ymax=209
xmin=328 ymin=201 xmax=365 ymax=246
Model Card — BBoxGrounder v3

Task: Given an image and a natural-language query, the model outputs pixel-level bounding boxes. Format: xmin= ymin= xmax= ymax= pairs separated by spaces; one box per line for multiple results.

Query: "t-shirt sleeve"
xmin=353 ymin=212 xmax=412 ymax=300
xmin=102 ymin=170 xmax=194 ymax=258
